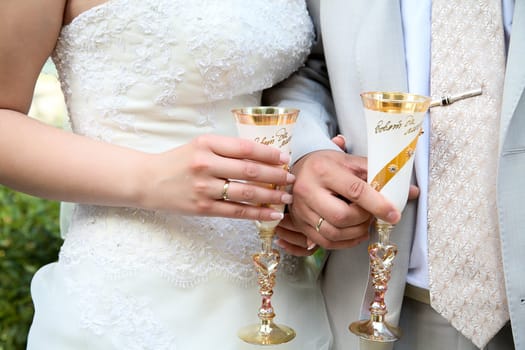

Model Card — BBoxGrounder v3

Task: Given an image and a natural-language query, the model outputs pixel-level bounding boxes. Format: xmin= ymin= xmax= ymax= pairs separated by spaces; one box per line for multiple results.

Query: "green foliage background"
xmin=0 ymin=186 xmax=62 ymax=350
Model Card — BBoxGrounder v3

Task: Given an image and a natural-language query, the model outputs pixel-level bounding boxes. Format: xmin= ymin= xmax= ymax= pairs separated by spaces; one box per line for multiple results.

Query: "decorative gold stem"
xmin=368 ymin=222 xmax=397 ymax=322
xmin=238 ymin=228 xmax=295 ymax=345
xmin=349 ymin=221 xmax=401 ymax=341
xmin=253 ymin=231 xmax=280 ymax=334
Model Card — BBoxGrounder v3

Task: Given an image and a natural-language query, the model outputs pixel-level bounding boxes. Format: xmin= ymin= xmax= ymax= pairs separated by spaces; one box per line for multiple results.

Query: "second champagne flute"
xmin=349 ymin=92 xmax=431 ymax=342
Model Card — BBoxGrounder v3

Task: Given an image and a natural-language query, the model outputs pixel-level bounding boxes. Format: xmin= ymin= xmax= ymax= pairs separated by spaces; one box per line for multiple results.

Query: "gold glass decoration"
xmin=233 ymin=107 xmax=299 ymax=345
xmin=349 ymin=92 xmax=431 ymax=342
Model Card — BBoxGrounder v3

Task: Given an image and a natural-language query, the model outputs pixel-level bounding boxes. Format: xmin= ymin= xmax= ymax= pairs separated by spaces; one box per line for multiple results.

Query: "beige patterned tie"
xmin=428 ymin=1 xmax=509 ymax=348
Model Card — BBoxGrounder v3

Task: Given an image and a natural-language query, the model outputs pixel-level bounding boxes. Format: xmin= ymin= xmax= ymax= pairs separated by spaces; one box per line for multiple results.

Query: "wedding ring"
xmin=221 ymin=180 xmax=230 ymax=201
xmin=315 ymin=217 xmax=325 ymax=233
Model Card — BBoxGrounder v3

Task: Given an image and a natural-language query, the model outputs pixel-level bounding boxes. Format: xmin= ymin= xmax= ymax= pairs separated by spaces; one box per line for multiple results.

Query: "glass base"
xmin=349 ymin=319 xmax=401 ymax=342
xmin=238 ymin=321 xmax=296 ymax=345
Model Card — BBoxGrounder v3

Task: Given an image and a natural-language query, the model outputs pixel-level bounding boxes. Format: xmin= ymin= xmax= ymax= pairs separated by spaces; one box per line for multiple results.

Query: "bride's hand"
xmin=139 ymin=134 xmax=295 ymax=221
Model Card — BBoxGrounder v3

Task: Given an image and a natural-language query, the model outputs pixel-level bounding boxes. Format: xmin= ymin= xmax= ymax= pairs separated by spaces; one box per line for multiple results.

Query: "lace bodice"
xmin=52 ymin=0 xmax=314 ymax=287
xmin=53 ymin=0 xmax=313 ymax=151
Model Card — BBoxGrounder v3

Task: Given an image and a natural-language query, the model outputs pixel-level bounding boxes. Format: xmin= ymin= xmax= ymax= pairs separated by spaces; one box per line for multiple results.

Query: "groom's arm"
xmin=262 ymin=10 xmax=402 ymax=254
xmin=262 ymin=24 xmax=340 ymax=164
xmin=263 ymin=0 xmax=340 ymax=163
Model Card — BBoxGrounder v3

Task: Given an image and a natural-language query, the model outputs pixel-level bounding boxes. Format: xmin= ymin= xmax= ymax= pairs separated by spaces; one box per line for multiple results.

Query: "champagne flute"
xmin=349 ymin=92 xmax=431 ymax=342
xmin=232 ymin=106 xmax=299 ymax=345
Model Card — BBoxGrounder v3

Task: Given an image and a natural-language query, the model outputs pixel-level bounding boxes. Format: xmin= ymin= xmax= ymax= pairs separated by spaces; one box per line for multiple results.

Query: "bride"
xmin=0 ymin=0 xmax=332 ymax=349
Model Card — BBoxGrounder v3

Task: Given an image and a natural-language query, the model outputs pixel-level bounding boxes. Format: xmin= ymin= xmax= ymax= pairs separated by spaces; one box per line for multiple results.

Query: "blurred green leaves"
xmin=0 ymin=186 xmax=62 ymax=350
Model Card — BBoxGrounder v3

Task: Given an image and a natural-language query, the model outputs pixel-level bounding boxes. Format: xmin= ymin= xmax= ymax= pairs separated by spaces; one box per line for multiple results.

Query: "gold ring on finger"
xmin=221 ymin=180 xmax=230 ymax=201
xmin=315 ymin=217 xmax=325 ymax=233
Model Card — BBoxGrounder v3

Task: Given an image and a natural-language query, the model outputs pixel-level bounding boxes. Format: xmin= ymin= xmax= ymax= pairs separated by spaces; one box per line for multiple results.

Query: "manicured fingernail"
xmin=280 ymin=152 xmax=290 ymax=164
xmin=281 ymin=193 xmax=293 ymax=204
xmin=275 ymin=239 xmax=285 ymax=248
xmin=336 ymin=134 xmax=346 ymax=142
xmin=387 ymin=211 xmax=399 ymax=223
xmin=307 ymin=239 xmax=317 ymax=250
xmin=270 ymin=212 xmax=284 ymax=220
xmin=286 ymin=173 xmax=296 ymax=183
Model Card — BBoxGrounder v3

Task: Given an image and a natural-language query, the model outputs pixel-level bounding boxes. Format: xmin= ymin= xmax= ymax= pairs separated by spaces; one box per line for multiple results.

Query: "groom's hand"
xmin=276 ymin=135 xmax=419 ymax=254
xmin=285 ymin=149 xmax=402 ymax=251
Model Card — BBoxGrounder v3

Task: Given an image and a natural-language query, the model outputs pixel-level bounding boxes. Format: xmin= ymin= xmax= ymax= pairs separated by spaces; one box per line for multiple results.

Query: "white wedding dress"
xmin=26 ymin=0 xmax=332 ymax=349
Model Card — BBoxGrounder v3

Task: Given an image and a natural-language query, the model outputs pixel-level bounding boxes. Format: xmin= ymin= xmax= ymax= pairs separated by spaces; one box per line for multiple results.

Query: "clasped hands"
xmin=142 ymin=133 xmax=417 ymax=255
xmin=275 ymin=135 xmax=419 ymax=256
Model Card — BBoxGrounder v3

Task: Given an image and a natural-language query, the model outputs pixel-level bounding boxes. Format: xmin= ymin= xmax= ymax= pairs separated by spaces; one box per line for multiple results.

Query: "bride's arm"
xmin=0 ymin=0 xmax=294 ymax=221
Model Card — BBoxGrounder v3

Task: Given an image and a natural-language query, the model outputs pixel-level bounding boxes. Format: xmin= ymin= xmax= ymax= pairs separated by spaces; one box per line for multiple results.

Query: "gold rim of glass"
xmin=360 ymin=91 xmax=431 ymax=113
xmin=232 ymin=106 xmax=299 ymax=125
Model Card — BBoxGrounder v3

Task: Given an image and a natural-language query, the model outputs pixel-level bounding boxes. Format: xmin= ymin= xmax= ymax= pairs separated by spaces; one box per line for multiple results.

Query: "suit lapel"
xmin=500 ymin=0 xmax=525 ymax=145
xmin=354 ymin=0 xmax=408 ymax=93
xmin=320 ymin=0 xmax=407 ymax=93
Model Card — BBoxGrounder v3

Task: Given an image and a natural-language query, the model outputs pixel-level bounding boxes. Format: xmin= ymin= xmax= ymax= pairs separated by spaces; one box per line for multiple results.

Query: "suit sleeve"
xmin=262 ymin=37 xmax=341 ymax=164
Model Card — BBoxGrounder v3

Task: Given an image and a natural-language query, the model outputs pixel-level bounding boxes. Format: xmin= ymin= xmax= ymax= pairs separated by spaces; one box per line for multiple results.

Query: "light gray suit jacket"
xmin=265 ymin=0 xmax=525 ymax=349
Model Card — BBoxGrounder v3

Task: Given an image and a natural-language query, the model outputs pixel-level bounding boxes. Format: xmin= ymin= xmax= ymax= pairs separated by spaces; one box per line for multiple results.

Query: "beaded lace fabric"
xmin=32 ymin=1 xmax=321 ymax=348
xmin=428 ymin=1 xmax=509 ymax=348
xmin=52 ymin=0 xmax=313 ymax=287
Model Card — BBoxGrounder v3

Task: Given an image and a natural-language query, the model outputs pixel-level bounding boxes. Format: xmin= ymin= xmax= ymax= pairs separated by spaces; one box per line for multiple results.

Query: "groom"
xmin=265 ymin=0 xmax=525 ymax=349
